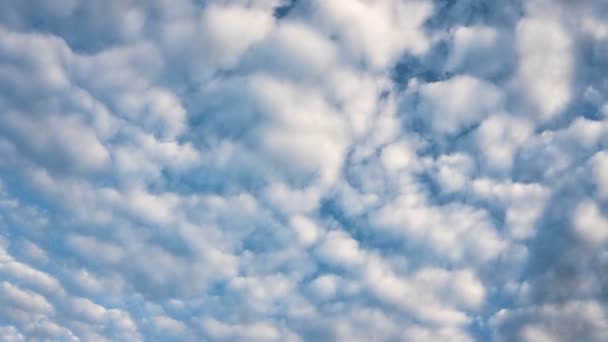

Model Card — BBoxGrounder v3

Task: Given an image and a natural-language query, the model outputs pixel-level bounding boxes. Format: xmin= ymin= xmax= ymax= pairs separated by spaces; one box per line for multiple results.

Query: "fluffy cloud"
xmin=0 ymin=0 xmax=606 ymax=341
xmin=491 ymin=300 xmax=608 ymax=342
xmin=415 ymin=75 xmax=504 ymax=135
xmin=515 ymin=16 xmax=574 ymax=120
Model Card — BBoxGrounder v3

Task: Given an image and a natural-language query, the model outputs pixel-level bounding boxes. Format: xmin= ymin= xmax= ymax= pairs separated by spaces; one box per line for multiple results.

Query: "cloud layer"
xmin=1 ymin=0 xmax=607 ymax=341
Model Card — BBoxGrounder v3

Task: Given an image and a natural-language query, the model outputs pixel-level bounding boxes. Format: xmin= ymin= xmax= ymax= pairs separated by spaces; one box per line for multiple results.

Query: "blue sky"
xmin=1 ymin=0 xmax=608 ymax=341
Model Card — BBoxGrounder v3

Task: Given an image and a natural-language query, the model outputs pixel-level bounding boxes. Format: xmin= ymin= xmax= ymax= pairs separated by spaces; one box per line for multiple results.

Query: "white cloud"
xmin=151 ymin=315 xmax=188 ymax=337
xmin=0 ymin=282 xmax=54 ymax=315
xmin=363 ymin=257 xmax=484 ymax=326
xmin=66 ymin=234 xmax=125 ymax=265
xmin=572 ymin=199 xmax=608 ymax=246
xmin=0 ymin=112 xmax=110 ymax=174
xmin=476 ymin=113 xmax=534 ymax=173
xmin=246 ymin=20 xmax=338 ymax=79
xmin=0 ymin=259 xmax=64 ymax=296
xmin=308 ymin=274 xmax=340 ymax=300
xmin=380 ymin=140 xmax=421 ymax=175
xmin=309 ymin=0 xmax=433 ymax=69
xmin=250 ymin=75 xmax=348 ymax=181
xmin=491 ymin=301 xmax=608 ymax=342
xmin=472 ymin=178 xmax=549 ymax=240
xmin=290 ymin=214 xmax=324 ymax=247
xmin=432 ymin=153 xmax=474 ymax=193
xmin=316 ymin=230 xmax=366 ymax=268
xmin=201 ymin=4 xmax=274 ymax=69
xmin=0 ymin=326 xmax=24 ymax=342
xmin=591 ymin=151 xmax=608 ymax=199
xmin=373 ymin=196 xmax=505 ymax=264
xmin=516 ymin=17 xmax=573 ymax=120
xmin=202 ymin=317 xmax=285 ymax=342
xmin=417 ymin=75 xmax=504 ymax=135
xmin=403 ymin=326 xmax=473 ymax=342
xmin=446 ymin=25 xmax=513 ymax=78
xmin=1 ymin=0 xmax=607 ymax=340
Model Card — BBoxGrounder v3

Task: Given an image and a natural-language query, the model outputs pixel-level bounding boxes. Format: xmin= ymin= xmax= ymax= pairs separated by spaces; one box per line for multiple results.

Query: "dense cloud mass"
xmin=0 ymin=0 xmax=607 ymax=341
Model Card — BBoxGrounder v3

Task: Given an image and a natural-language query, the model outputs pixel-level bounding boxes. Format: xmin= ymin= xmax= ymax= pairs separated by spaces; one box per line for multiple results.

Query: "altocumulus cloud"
xmin=0 ymin=0 xmax=607 ymax=341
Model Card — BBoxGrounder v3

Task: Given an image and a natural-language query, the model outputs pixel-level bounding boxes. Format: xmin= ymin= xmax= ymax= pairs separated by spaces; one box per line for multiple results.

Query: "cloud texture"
xmin=1 ymin=0 xmax=607 ymax=340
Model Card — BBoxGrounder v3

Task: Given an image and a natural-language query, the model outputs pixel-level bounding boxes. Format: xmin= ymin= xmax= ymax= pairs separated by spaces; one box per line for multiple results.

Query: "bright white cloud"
xmin=491 ymin=301 xmax=608 ymax=342
xmin=572 ymin=199 xmax=608 ymax=246
xmin=417 ymin=75 xmax=504 ymax=135
xmin=516 ymin=16 xmax=573 ymax=120
xmin=0 ymin=0 xmax=606 ymax=341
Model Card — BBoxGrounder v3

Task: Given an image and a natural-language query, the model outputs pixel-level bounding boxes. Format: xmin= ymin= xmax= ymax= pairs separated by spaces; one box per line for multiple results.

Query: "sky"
xmin=0 ymin=0 xmax=608 ymax=341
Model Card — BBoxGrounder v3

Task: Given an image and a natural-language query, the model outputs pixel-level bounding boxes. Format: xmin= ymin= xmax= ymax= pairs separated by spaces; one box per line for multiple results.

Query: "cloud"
xmin=515 ymin=16 xmax=574 ymax=121
xmin=307 ymin=0 xmax=433 ymax=70
xmin=316 ymin=230 xmax=366 ymax=268
xmin=571 ymin=199 xmax=608 ymax=246
xmin=490 ymin=300 xmax=608 ymax=342
xmin=591 ymin=151 xmax=608 ymax=198
xmin=0 ymin=0 xmax=607 ymax=341
xmin=445 ymin=25 xmax=513 ymax=78
xmin=415 ymin=75 xmax=504 ymax=135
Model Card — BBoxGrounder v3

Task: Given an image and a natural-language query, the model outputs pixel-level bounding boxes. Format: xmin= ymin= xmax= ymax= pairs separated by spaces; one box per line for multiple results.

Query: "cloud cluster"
xmin=1 ymin=0 xmax=607 ymax=340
